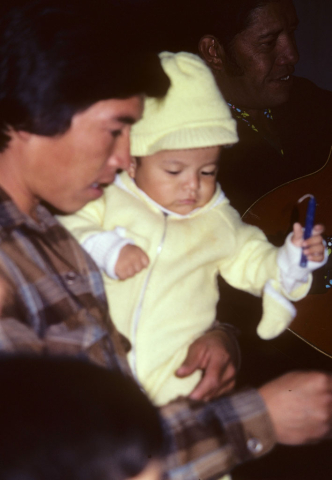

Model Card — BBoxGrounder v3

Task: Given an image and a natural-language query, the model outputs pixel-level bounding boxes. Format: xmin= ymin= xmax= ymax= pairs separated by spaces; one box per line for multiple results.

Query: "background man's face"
xmin=220 ymin=0 xmax=299 ymax=110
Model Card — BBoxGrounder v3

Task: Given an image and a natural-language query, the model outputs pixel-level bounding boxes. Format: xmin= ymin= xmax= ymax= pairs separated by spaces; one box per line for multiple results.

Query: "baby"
xmin=59 ymin=52 xmax=326 ymax=407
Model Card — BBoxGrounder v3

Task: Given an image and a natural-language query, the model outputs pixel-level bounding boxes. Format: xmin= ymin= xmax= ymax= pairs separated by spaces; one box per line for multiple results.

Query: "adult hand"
xmin=176 ymin=329 xmax=238 ymax=402
xmin=259 ymin=371 xmax=332 ymax=445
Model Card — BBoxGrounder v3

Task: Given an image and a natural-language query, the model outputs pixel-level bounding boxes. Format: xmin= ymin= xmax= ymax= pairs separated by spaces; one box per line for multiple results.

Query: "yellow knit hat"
xmin=130 ymin=51 xmax=238 ymax=156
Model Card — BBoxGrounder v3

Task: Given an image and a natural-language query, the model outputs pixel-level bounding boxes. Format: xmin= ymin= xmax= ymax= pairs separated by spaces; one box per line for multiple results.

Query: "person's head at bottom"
xmin=0 ymin=356 xmax=165 ymax=480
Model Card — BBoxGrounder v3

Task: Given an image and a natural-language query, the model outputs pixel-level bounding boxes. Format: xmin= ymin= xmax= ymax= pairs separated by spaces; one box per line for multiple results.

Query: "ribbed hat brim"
xmin=130 ymin=52 xmax=239 ymax=157
xmin=131 ymin=124 xmax=238 ymax=156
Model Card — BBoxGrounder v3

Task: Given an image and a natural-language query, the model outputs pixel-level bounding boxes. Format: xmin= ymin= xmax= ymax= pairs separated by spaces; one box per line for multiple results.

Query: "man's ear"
xmin=5 ymin=128 xmax=31 ymax=143
xmin=16 ymin=130 xmax=32 ymax=142
xmin=128 ymin=157 xmax=137 ymax=178
xmin=199 ymin=35 xmax=224 ymax=71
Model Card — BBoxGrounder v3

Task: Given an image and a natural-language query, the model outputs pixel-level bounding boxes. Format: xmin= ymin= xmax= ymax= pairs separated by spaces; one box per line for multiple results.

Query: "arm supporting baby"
xmin=176 ymin=323 xmax=240 ymax=401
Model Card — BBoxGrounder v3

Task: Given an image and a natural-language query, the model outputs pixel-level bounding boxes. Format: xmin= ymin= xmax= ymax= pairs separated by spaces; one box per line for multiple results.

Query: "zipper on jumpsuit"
xmin=129 ymin=213 xmax=168 ymax=390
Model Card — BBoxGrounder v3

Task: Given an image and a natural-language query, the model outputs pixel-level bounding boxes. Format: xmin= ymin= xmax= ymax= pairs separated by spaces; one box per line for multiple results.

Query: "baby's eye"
xmin=166 ymin=170 xmax=181 ymax=175
xmin=201 ymin=170 xmax=217 ymax=176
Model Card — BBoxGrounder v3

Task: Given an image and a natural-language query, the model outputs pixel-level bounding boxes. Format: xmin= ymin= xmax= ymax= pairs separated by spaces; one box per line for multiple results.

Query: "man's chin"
xmin=61 ymin=203 xmax=88 ymax=215
xmin=42 ymin=200 xmax=85 ymax=216
xmin=267 ymin=78 xmax=294 ymax=107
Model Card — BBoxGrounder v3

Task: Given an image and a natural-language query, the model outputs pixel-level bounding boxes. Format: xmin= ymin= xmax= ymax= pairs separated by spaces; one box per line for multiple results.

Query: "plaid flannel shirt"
xmin=0 ymin=188 xmax=276 ymax=479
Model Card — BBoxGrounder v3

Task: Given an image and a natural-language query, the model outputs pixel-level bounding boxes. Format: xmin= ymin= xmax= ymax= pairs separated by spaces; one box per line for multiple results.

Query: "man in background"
xmin=197 ymin=0 xmax=332 ymax=214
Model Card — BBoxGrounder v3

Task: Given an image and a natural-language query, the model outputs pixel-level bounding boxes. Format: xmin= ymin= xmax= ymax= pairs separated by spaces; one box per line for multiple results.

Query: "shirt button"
xmin=247 ymin=437 xmax=263 ymax=454
xmin=65 ymin=272 xmax=76 ymax=285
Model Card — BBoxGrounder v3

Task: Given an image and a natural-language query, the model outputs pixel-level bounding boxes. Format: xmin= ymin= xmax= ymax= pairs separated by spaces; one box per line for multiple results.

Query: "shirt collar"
xmin=0 ymin=186 xmax=58 ymax=233
xmin=227 ymin=102 xmax=284 ymax=156
xmin=227 ymin=102 xmax=273 ymax=134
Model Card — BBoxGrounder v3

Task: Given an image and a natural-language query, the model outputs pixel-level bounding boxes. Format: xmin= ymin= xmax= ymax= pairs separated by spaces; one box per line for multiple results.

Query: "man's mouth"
xmin=270 ymin=74 xmax=293 ymax=89
xmin=274 ymin=68 xmax=294 ymax=82
xmin=90 ymin=178 xmax=114 ymax=190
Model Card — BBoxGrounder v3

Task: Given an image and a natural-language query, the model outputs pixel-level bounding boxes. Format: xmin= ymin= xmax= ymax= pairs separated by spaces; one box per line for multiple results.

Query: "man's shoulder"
xmin=273 ymin=75 xmax=332 ymax=138
xmin=293 ymin=76 xmax=331 ymax=99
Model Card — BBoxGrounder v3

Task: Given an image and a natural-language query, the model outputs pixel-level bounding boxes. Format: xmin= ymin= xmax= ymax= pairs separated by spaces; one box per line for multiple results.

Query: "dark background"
xmin=293 ymin=0 xmax=332 ymax=90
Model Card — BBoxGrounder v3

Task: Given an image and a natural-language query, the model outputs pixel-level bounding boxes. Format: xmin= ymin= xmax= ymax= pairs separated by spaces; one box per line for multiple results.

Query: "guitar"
xmin=242 ymin=147 xmax=332 ymax=358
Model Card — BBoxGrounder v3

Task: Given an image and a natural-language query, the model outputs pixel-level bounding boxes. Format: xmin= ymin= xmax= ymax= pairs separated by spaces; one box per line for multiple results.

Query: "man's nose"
xmin=107 ymin=128 xmax=132 ymax=172
xmin=276 ymin=33 xmax=299 ymax=66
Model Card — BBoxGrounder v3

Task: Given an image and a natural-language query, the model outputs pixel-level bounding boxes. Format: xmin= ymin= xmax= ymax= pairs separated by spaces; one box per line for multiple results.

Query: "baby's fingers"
xmin=303 ymin=246 xmax=325 ymax=262
xmin=140 ymin=251 xmax=150 ymax=268
xmin=129 ymin=252 xmax=149 ymax=274
xmin=303 ymin=236 xmax=325 ymax=263
xmin=302 ymin=225 xmax=325 ymax=249
xmin=311 ymin=224 xmax=325 ymax=236
xmin=291 ymin=222 xmax=304 ymax=247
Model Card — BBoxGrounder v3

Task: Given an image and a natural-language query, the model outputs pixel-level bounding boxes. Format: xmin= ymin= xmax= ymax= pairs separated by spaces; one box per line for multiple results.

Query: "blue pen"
xmin=299 ymin=195 xmax=316 ymax=267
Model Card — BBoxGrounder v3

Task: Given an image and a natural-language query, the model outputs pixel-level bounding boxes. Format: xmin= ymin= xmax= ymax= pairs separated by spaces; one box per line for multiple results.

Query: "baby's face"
xmin=131 ymin=146 xmax=221 ymax=215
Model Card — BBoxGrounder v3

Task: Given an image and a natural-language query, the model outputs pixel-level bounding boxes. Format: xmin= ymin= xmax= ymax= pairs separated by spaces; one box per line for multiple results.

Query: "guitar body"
xmin=242 ymin=148 xmax=332 ymax=358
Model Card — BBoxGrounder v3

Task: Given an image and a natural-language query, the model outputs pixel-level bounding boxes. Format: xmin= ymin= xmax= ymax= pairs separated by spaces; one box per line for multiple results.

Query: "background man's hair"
xmin=0 ymin=0 xmax=170 ymax=152
xmin=0 ymin=355 xmax=165 ymax=480
xmin=145 ymin=0 xmax=283 ymax=55
xmin=205 ymin=0 xmax=283 ymax=52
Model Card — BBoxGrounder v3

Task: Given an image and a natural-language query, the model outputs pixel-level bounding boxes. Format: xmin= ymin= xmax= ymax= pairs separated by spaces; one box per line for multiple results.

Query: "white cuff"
xmin=277 ymin=232 xmax=328 ymax=294
xmin=82 ymin=227 xmax=134 ymax=279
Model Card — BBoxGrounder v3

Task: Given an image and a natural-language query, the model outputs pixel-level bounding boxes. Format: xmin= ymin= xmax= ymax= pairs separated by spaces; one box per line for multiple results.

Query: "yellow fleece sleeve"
xmin=57 ymin=195 xmax=107 ymax=244
xmin=217 ymin=206 xmax=279 ymax=297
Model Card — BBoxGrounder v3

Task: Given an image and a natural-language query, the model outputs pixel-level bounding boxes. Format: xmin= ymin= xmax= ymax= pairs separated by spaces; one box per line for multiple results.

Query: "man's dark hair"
xmin=153 ymin=0 xmax=283 ymax=54
xmin=0 ymin=355 xmax=165 ymax=480
xmin=206 ymin=0 xmax=283 ymax=52
xmin=0 ymin=0 xmax=170 ymax=152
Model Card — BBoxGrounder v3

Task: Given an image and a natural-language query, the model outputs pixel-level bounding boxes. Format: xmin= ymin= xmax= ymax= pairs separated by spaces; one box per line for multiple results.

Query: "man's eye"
xmin=261 ymin=39 xmax=276 ymax=48
xmin=110 ymin=130 xmax=122 ymax=138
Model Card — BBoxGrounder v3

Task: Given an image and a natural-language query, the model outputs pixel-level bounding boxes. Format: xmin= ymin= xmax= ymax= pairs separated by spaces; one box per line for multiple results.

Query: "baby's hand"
xmin=291 ymin=222 xmax=325 ymax=263
xmin=115 ymin=244 xmax=149 ymax=280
